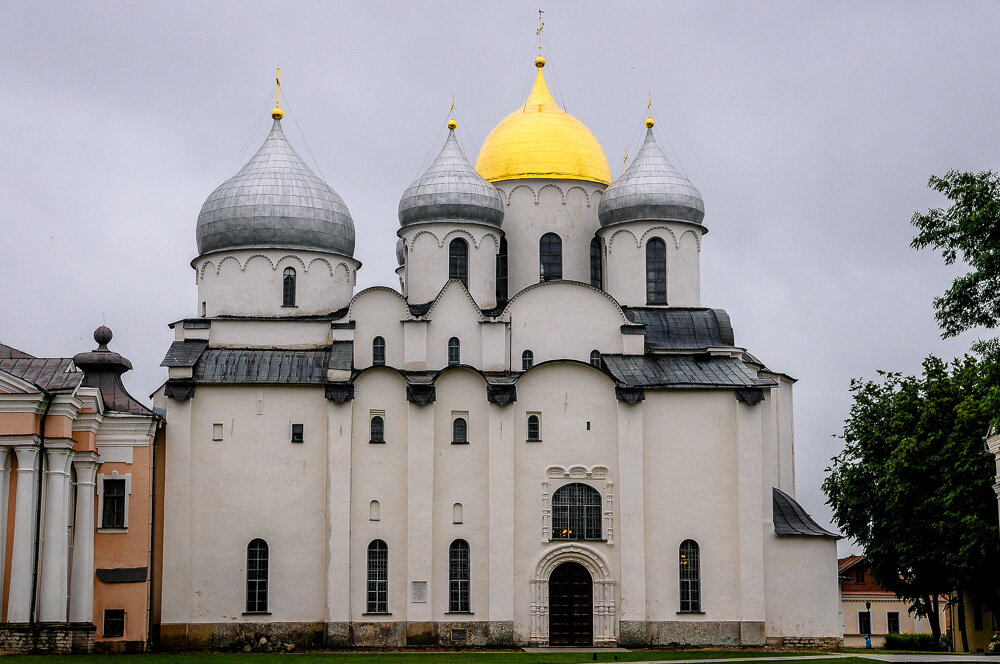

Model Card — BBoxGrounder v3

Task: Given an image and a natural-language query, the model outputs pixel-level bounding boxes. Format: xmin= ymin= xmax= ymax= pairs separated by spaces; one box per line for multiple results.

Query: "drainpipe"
xmin=29 ymin=389 xmax=55 ymax=652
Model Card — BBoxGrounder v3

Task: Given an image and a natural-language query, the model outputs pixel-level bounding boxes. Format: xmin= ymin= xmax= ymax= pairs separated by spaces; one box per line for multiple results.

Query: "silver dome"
xmin=395 ymin=238 xmax=406 ymax=265
xmin=196 ymin=119 xmax=355 ymax=256
xmin=598 ymin=127 xmax=705 ymax=227
xmin=398 ymin=130 xmax=503 ymax=228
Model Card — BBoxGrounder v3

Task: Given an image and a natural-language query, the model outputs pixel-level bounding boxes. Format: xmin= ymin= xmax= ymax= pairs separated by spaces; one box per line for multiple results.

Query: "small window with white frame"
xmin=97 ymin=472 xmax=132 ymax=531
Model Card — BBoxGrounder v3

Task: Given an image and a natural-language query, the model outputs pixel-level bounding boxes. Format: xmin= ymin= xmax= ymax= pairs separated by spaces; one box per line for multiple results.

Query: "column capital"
xmin=44 ymin=443 xmax=76 ymax=476
xmin=13 ymin=445 xmax=40 ymax=469
xmin=72 ymin=452 xmax=100 ymax=485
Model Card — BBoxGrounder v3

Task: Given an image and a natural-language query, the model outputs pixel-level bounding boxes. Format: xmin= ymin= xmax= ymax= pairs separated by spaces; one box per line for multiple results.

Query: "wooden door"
xmin=548 ymin=562 xmax=593 ymax=646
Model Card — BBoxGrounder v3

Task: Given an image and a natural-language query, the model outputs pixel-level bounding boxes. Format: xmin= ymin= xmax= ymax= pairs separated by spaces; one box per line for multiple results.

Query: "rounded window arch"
xmin=449 ymin=539 xmax=471 ymax=612
xmin=551 ymin=483 xmax=602 ymax=540
xmin=369 ymin=500 xmax=380 ymax=521
xmin=246 ymin=538 xmax=268 ymax=612
xmin=449 ymin=238 xmax=469 ymax=287
xmin=452 ymin=417 xmax=468 ymax=444
xmin=539 ymin=233 xmax=562 ymax=281
xmin=590 ymin=350 xmax=601 ymax=367
xmin=372 ymin=336 xmax=386 ymax=366
xmin=282 ymin=267 xmax=296 ymax=307
xmin=448 ymin=337 xmax=461 ymax=365
xmin=646 ymin=237 xmax=667 ymax=304
xmin=521 ymin=350 xmax=534 ymax=371
xmin=679 ymin=539 xmax=701 ymax=612
xmin=453 ymin=502 xmax=464 ymax=524
xmin=590 ymin=237 xmax=603 ymax=288
xmin=527 ymin=414 xmax=541 ymax=442
xmin=367 ymin=539 xmax=388 ymax=613
xmin=370 ymin=415 xmax=385 ymax=444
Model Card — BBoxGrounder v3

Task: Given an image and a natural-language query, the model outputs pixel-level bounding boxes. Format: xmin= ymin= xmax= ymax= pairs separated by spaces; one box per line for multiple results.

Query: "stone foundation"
xmin=767 ymin=635 xmax=842 ymax=648
xmin=0 ymin=622 xmax=96 ymax=654
xmin=643 ymin=620 xmax=766 ymax=646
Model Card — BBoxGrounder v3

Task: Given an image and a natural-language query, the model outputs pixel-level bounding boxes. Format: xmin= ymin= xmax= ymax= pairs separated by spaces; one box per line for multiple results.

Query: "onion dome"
xmin=196 ymin=118 xmax=355 ymax=256
xmin=395 ymin=238 xmax=406 ymax=265
xmin=475 ymin=57 xmax=611 ymax=185
xmin=398 ymin=126 xmax=503 ymax=228
xmin=598 ymin=123 xmax=705 ymax=227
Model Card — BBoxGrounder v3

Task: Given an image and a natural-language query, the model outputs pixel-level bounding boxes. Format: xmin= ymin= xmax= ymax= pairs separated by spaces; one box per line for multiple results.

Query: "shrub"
xmin=883 ymin=633 xmax=938 ymax=651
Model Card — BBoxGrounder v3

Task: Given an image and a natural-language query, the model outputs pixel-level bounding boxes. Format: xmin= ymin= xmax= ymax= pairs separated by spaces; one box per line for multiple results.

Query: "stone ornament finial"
xmin=94 ymin=326 xmax=113 ymax=351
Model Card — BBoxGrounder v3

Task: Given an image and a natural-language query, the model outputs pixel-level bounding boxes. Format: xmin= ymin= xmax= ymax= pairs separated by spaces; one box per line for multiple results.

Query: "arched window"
xmin=590 ymin=350 xmax=601 ymax=367
xmin=539 ymin=233 xmax=562 ymax=282
xmin=372 ymin=336 xmax=386 ymax=366
xmin=370 ymin=415 xmax=385 ymax=444
xmin=590 ymin=237 xmax=602 ymax=288
xmin=496 ymin=237 xmax=508 ymax=303
xmin=246 ymin=538 xmax=268 ymax=613
xmin=646 ymin=237 xmax=667 ymax=304
xmin=521 ymin=350 xmax=534 ymax=371
xmin=449 ymin=238 xmax=469 ymax=287
xmin=369 ymin=500 xmax=380 ymax=521
xmin=282 ymin=267 xmax=296 ymax=307
xmin=679 ymin=539 xmax=701 ymax=612
xmin=453 ymin=502 xmax=464 ymax=524
xmin=527 ymin=414 xmax=541 ymax=442
xmin=551 ymin=483 xmax=601 ymax=540
xmin=452 ymin=417 xmax=468 ymax=444
xmin=449 ymin=539 xmax=471 ymax=613
xmin=367 ymin=540 xmax=388 ymax=613
xmin=448 ymin=337 xmax=461 ymax=365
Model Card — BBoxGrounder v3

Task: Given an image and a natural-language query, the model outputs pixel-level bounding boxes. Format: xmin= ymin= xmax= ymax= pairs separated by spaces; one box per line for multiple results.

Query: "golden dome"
xmin=475 ymin=60 xmax=611 ymax=185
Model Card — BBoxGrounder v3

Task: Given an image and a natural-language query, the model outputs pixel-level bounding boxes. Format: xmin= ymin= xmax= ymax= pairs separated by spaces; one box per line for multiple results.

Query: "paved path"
xmin=621 ymin=655 xmax=1000 ymax=664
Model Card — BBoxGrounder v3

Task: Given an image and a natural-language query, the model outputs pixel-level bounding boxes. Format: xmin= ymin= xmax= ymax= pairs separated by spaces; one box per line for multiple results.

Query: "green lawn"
xmin=1 ymin=653 xmax=872 ymax=664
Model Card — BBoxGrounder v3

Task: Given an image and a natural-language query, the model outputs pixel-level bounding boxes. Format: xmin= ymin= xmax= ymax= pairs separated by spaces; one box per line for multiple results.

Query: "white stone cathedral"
xmin=154 ymin=55 xmax=842 ymax=649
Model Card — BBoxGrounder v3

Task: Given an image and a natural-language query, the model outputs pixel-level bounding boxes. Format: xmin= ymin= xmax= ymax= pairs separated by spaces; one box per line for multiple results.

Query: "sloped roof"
xmin=603 ymin=354 xmax=773 ymax=389
xmin=0 ymin=356 xmax=83 ymax=392
xmin=838 ymin=554 xmax=864 ymax=574
xmin=0 ymin=343 xmax=35 ymax=360
xmin=772 ymin=487 xmax=839 ymax=537
xmin=622 ymin=308 xmax=734 ymax=351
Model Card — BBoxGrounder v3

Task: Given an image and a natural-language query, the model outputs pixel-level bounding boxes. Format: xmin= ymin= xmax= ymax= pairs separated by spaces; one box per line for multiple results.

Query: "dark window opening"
xmin=448 ymin=337 xmax=461 ymax=365
xmin=522 ymin=350 xmax=533 ymax=371
xmin=367 ymin=540 xmax=388 ymax=613
xmin=372 ymin=336 xmax=386 ymax=366
xmin=370 ymin=415 xmax=385 ymax=443
xmin=590 ymin=350 xmax=601 ymax=367
xmin=282 ymin=267 xmax=296 ymax=307
xmin=496 ymin=237 xmax=508 ymax=303
xmin=858 ymin=611 xmax=871 ymax=635
xmin=449 ymin=539 xmax=470 ymax=613
xmin=527 ymin=414 xmax=540 ymax=441
xmin=887 ymin=611 xmax=900 ymax=634
xmin=855 ymin=568 xmax=865 ymax=584
xmin=246 ymin=538 xmax=268 ymax=613
xmin=539 ymin=233 xmax=562 ymax=282
xmin=646 ymin=237 xmax=667 ymax=304
xmin=679 ymin=539 xmax=701 ymax=612
xmin=103 ymin=609 xmax=125 ymax=638
xmin=551 ymin=483 xmax=602 ymax=540
xmin=102 ymin=478 xmax=126 ymax=529
xmin=452 ymin=417 xmax=468 ymax=444
xmin=449 ymin=238 xmax=469 ymax=287
xmin=291 ymin=423 xmax=304 ymax=443
xmin=590 ymin=237 xmax=602 ymax=288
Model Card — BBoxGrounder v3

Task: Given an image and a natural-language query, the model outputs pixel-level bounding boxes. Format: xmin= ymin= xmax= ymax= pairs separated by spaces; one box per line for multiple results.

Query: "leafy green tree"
xmin=823 ymin=354 xmax=998 ymax=645
xmin=911 ymin=170 xmax=1000 ymax=338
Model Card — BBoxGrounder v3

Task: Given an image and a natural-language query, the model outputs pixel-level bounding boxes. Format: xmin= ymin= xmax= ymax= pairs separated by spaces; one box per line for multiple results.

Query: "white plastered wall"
xmin=764 ymin=535 xmax=841 ymax=639
xmin=599 ymin=223 xmax=703 ymax=308
xmin=400 ymin=223 xmax=501 ymax=309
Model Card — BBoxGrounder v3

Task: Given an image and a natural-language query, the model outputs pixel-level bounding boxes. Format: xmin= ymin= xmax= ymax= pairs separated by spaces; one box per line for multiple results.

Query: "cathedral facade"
xmin=155 ymin=56 xmax=842 ymax=648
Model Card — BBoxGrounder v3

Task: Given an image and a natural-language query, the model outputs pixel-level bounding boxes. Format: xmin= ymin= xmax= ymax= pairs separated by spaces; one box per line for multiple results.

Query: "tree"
xmin=911 ymin=170 xmax=1000 ymax=338
xmin=823 ymin=354 xmax=999 ymax=645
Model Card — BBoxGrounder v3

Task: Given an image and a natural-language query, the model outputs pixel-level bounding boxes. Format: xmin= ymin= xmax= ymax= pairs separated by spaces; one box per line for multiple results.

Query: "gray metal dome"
xmin=398 ymin=129 xmax=503 ymax=228
xmin=196 ymin=119 xmax=355 ymax=256
xmin=598 ymin=127 xmax=705 ymax=227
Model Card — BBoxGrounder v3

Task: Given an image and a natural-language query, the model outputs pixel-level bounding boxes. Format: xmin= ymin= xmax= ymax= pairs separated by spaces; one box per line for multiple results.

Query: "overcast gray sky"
xmin=3 ymin=1 xmax=999 ymax=553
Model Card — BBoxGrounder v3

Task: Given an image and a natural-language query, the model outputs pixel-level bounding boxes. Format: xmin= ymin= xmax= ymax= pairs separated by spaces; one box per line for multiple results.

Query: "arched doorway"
xmin=548 ymin=561 xmax=593 ymax=645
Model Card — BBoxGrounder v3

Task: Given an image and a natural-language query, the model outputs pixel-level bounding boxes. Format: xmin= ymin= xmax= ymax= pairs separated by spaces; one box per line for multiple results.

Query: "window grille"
xmin=452 ymin=417 xmax=468 ymax=444
xmin=646 ymin=238 xmax=667 ymax=304
xmin=367 ymin=540 xmax=388 ymax=613
xmin=590 ymin=237 xmax=602 ymax=288
xmin=496 ymin=237 xmax=508 ymax=303
xmin=449 ymin=539 xmax=470 ymax=612
xmin=679 ymin=539 xmax=701 ymax=612
xmin=539 ymin=233 xmax=562 ymax=281
xmin=101 ymin=478 xmax=126 ymax=529
xmin=103 ymin=609 xmax=125 ymax=638
xmin=282 ymin=267 xmax=296 ymax=307
xmin=370 ymin=415 xmax=385 ymax=443
xmin=290 ymin=423 xmax=304 ymax=443
xmin=522 ymin=350 xmax=533 ymax=371
xmin=527 ymin=414 xmax=540 ymax=441
xmin=590 ymin=350 xmax=601 ymax=367
xmin=372 ymin=336 xmax=386 ymax=366
xmin=551 ymin=483 xmax=601 ymax=540
xmin=448 ymin=337 xmax=461 ymax=365
xmin=246 ymin=539 xmax=268 ymax=613
xmin=449 ymin=238 xmax=469 ymax=287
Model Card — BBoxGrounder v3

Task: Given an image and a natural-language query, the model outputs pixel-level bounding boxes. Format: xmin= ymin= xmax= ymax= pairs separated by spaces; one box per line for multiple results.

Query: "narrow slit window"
xmin=590 ymin=350 xmax=601 ymax=367
xmin=496 ymin=237 xmax=508 ymax=303
xmin=646 ymin=237 xmax=667 ymax=304
xmin=370 ymin=415 xmax=385 ymax=444
xmin=102 ymin=478 xmax=127 ymax=529
xmin=449 ymin=539 xmax=470 ymax=613
xmin=372 ymin=336 xmax=386 ymax=366
xmin=679 ymin=539 xmax=701 ymax=612
xmin=452 ymin=417 xmax=468 ymax=444
xmin=369 ymin=500 xmax=380 ymax=521
xmin=449 ymin=238 xmax=469 ymax=287
xmin=282 ymin=267 xmax=296 ymax=307
xmin=539 ymin=233 xmax=562 ymax=282
xmin=527 ymin=414 xmax=541 ymax=442
xmin=246 ymin=538 xmax=268 ymax=613
xmin=453 ymin=502 xmax=464 ymax=524
xmin=521 ymin=350 xmax=533 ymax=371
xmin=367 ymin=540 xmax=388 ymax=613
xmin=590 ymin=237 xmax=602 ymax=288
xmin=448 ymin=337 xmax=461 ymax=365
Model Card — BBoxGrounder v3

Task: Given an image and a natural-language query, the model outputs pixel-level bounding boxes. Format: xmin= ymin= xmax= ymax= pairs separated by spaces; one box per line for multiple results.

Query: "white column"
xmin=616 ymin=399 xmax=646 ymax=624
xmin=487 ymin=403 xmax=514 ymax=625
xmin=406 ymin=401 xmax=434 ymax=622
xmin=7 ymin=445 xmax=41 ymax=622
xmin=39 ymin=442 xmax=75 ymax=622
xmin=0 ymin=446 xmax=10 ymax=611
xmin=69 ymin=453 xmax=99 ymax=623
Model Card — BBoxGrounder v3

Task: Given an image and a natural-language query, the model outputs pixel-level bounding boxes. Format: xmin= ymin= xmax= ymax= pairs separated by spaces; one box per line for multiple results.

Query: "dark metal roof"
xmin=602 ymin=354 xmax=772 ymax=389
xmin=160 ymin=340 xmax=210 ymax=367
xmin=0 ymin=356 xmax=83 ymax=392
xmin=0 ymin=343 xmax=35 ymax=360
xmin=408 ymin=301 xmax=434 ymax=317
xmin=193 ymin=348 xmax=331 ymax=384
xmin=772 ymin=487 xmax=838 ymax=537
xmin=622 ymin=307 xmax=734 ymax=350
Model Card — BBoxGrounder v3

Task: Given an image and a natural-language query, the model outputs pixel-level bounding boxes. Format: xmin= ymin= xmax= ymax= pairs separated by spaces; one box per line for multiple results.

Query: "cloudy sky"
xmin=3 ymin=1 xmax=998 ymax=552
